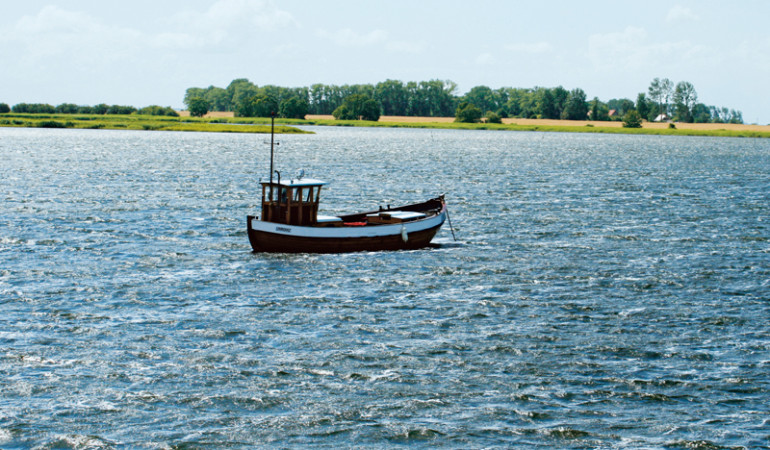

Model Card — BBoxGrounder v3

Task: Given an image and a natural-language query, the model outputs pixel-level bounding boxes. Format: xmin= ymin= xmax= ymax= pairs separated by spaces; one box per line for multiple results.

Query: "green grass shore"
xmin=0 ymin=113 xmax=309 ymax=134
xmin=3 ymin=113 xmax=769 ymax=138
xmin=299 ymin=117 xmax=770 ymax=138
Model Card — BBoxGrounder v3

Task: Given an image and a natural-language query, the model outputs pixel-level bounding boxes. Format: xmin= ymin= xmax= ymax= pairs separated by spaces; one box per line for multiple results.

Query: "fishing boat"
xmin=246 ymin=117 xmax=449 ymax=253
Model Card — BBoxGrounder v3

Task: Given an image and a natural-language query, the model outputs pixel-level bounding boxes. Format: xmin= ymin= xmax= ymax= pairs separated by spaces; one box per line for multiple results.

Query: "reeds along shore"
xmin=3 ymin=112 xmax=769 ymax=138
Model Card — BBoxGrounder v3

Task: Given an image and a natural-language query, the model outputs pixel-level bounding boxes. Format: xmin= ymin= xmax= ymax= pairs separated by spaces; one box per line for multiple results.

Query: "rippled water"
xmin=1 ymin=127 xmax=769 ymax=448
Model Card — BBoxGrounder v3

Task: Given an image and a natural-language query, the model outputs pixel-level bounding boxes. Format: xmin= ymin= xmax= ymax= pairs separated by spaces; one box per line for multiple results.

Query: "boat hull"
xmin=247 ymin=201 xmax=446 ymax=253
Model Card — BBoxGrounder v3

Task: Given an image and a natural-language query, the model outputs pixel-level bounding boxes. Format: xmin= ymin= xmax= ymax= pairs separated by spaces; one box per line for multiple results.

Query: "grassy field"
xmin=6 ymin=111 xmax=768 ymax=138
xmin=183 ymin=111 xmax=770 ymax=138
xmin=0 ymin=113 xmax=310 ymax=134
xmin=302 ymin=115 xmax=770 ymax=138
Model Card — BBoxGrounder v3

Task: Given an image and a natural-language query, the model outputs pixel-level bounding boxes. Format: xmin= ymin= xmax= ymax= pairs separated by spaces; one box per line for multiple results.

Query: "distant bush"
xmin=455 ymin=102 xmax=482 ymax=123
xmin=187 ymin=97 xmax=210 ymax=118
xmin=55 ymin=103 xmax=80 ymax=114
xmin=137 ymin=105 xmax=179 ymax=117
xmin=332 ymin=94 xmax=380 ymax=121
xmin=622 ymin=110 xmax=643 ymax=128
xmin=485 ymin=111 xmax=502 ymax=124
xmin=0 ymin=103 xmax=9 ymax=113
xmin=279 ymin=96 xmax=308 ymax=119
xmin=36 ymin=120 xmax=67 ymax=128
xmin=106 ymin=105 xmax=137 ymax=115
xmin=93 ymin=104 xmax=109 ymax=115
xmin=12 ymin=103 xmax=56 ymax=114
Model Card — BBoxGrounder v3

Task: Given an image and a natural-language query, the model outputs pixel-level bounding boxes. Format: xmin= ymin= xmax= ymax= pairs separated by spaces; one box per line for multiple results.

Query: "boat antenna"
xmin=268 ymin=111 xmax=279 ymax=201
xmin=269 ymin=112 xmax=276 ymax=186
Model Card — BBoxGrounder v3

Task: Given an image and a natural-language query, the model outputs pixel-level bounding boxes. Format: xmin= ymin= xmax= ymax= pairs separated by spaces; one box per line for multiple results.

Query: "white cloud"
xmin=666 ymin=5 xmax=700 ymax=22
xmin=316 ymin=27 xmax=426 ymax=55
xmin=169 ymin=0 xmax=298 ymax=45
xmin=505 ymin=41 xmax=553 ymax=54
xmin=6 ymin=0 xmax=300 ymax=69
xmin=587 ymin=26 xmax=708 ymax=72
xmin=736 ymin=37 xmax=770 ymax=73
xmin=475 ymin=53 xmax=494 ymax=65
xmin=166 ymin=0 xmax=300 ymax=49
xmin=317 ymin=28 xmax=389 ymax=47
xmin=386 ymin=40 xmax=427 ymax=54
xmin=11 ymin=5 xmax=144 ymax=63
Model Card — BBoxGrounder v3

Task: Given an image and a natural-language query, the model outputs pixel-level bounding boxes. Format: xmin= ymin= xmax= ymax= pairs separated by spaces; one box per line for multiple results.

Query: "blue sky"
xmin=2 ymin=0 xmax=769 ymax=123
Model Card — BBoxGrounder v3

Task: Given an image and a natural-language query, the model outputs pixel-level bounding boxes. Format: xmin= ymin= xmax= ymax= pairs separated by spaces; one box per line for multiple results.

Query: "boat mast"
xmin=269 ymin=112 xmax=276 ymax=200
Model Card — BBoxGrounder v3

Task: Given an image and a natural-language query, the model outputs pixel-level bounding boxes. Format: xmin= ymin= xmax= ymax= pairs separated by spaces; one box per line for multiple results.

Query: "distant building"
xmin=654 ymin=113 xmax=670 ymax=122
xmin=608 ymin=109 xmax=617 ymax=117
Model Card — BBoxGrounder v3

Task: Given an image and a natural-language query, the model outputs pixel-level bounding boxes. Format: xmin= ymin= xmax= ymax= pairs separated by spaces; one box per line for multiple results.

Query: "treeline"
xmin=184 ymin=78 xmax=744 ymax=124
xmin=1 ymin=103 xmax=179 ymax=116
xmin=184 ymin=79 xmax=458 ymax=118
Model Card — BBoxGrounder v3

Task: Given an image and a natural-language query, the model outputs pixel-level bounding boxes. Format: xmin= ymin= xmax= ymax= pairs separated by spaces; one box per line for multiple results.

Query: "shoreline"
xmin=308 ymin=115 xmax=770 ymax=133
xmin=179 ymin=111 xmax=770 ymax=136
xmin=5 ymin=112 xmax=769 ymax=137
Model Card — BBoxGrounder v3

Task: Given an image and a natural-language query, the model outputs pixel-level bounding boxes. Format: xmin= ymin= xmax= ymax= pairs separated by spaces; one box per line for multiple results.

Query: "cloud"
xmin=11 ymin=5 xmax=144 ymax=63
xmin=385 ymin=40 xmax=427 ymax=54
xmin=505 ymin=41 xmax=553 ymax=54
xmin=475 ymin=53 xmax=494 ymax=65
xmin=587 ymin=26 xmax=708 ymax=72
xmin=6 ymin=0 xmax=300 ymax=68
xmin=317 ymin=28 xmax=389 ymax=47
xmin=169 ymin=0 xmax=298 ymax=45
xmin=666 ymin=5 xmax=700 ymax=22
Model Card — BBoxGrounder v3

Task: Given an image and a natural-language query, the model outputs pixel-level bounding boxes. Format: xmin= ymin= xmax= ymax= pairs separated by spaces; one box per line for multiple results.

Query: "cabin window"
xmin=279 ymin=187 xmax=288 ymax=203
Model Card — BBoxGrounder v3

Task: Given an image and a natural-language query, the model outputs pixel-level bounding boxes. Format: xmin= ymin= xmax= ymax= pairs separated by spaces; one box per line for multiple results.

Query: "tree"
xmin=607 ymin=98 xmax=635 ymax=117
xmin=504 ymin=88 xmax=538 ymax=118
xmin=228 ymin=79 xmax=259 ymax=117
xmin=184 ymin=87 xmax=206 ymax=108
xmin=188 ymin=97 xmax=209 ymax=117
xmin=12 ymin=103 xmax=55 ymax=114
xmin=660 ymin=78 xmax=673 ymax=115
xmin=375 ymin=79 xmax=408 ymax=116
xmin=463 ymin=86 xmax=498 ymax=116
xmin=635 ymin=93 xmax=650 ymax=121
xmin=454 ymin=101 xmax=482 ymax=123
xmin=589 ymin=97 xmax=609 ymax=121
xmin=561 ymin=88 xmax=588 ymax=120
xmin=204 ymin=87 xmax=230 ymax=111
xmin=0 ymin=103 xmax=9 ymax=113
xmin=106 ymin=105 xmax=137 ymax=115
xmin=622 ymin=110 xmax=643 ymax=128
xmin=93 ymin=103 xmax=109 ymax=115
xmin=538 ymin=86 xmax=569 ymax=119
xmin=485 ymin=110 xmax=502 ymax=124
xmin=279 ymin=96 xmax=308 ymax=119
xmin=673 ymin=81 xmax=698 ymax=123
xmin=138 ymin=105 xmax=179 ymax=116
xmin=332 ymin=94 xmax=380 ymax=121
xmin=55 ymin=103 xmax=79 ymax=114
xmin=540 ymin=88 xmax=558 ymax=119
xmin=648 ymin=77 xmax=673 ymax=119
xmin=692 ymin=103 xmax=712 ymax=123
xmin=251 ymin=94 xmax=279 ymax=118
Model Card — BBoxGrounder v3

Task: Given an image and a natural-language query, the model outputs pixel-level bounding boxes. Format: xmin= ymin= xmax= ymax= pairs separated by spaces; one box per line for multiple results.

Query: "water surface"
xmin=1 ymin=127 xmax=769 ymax=448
